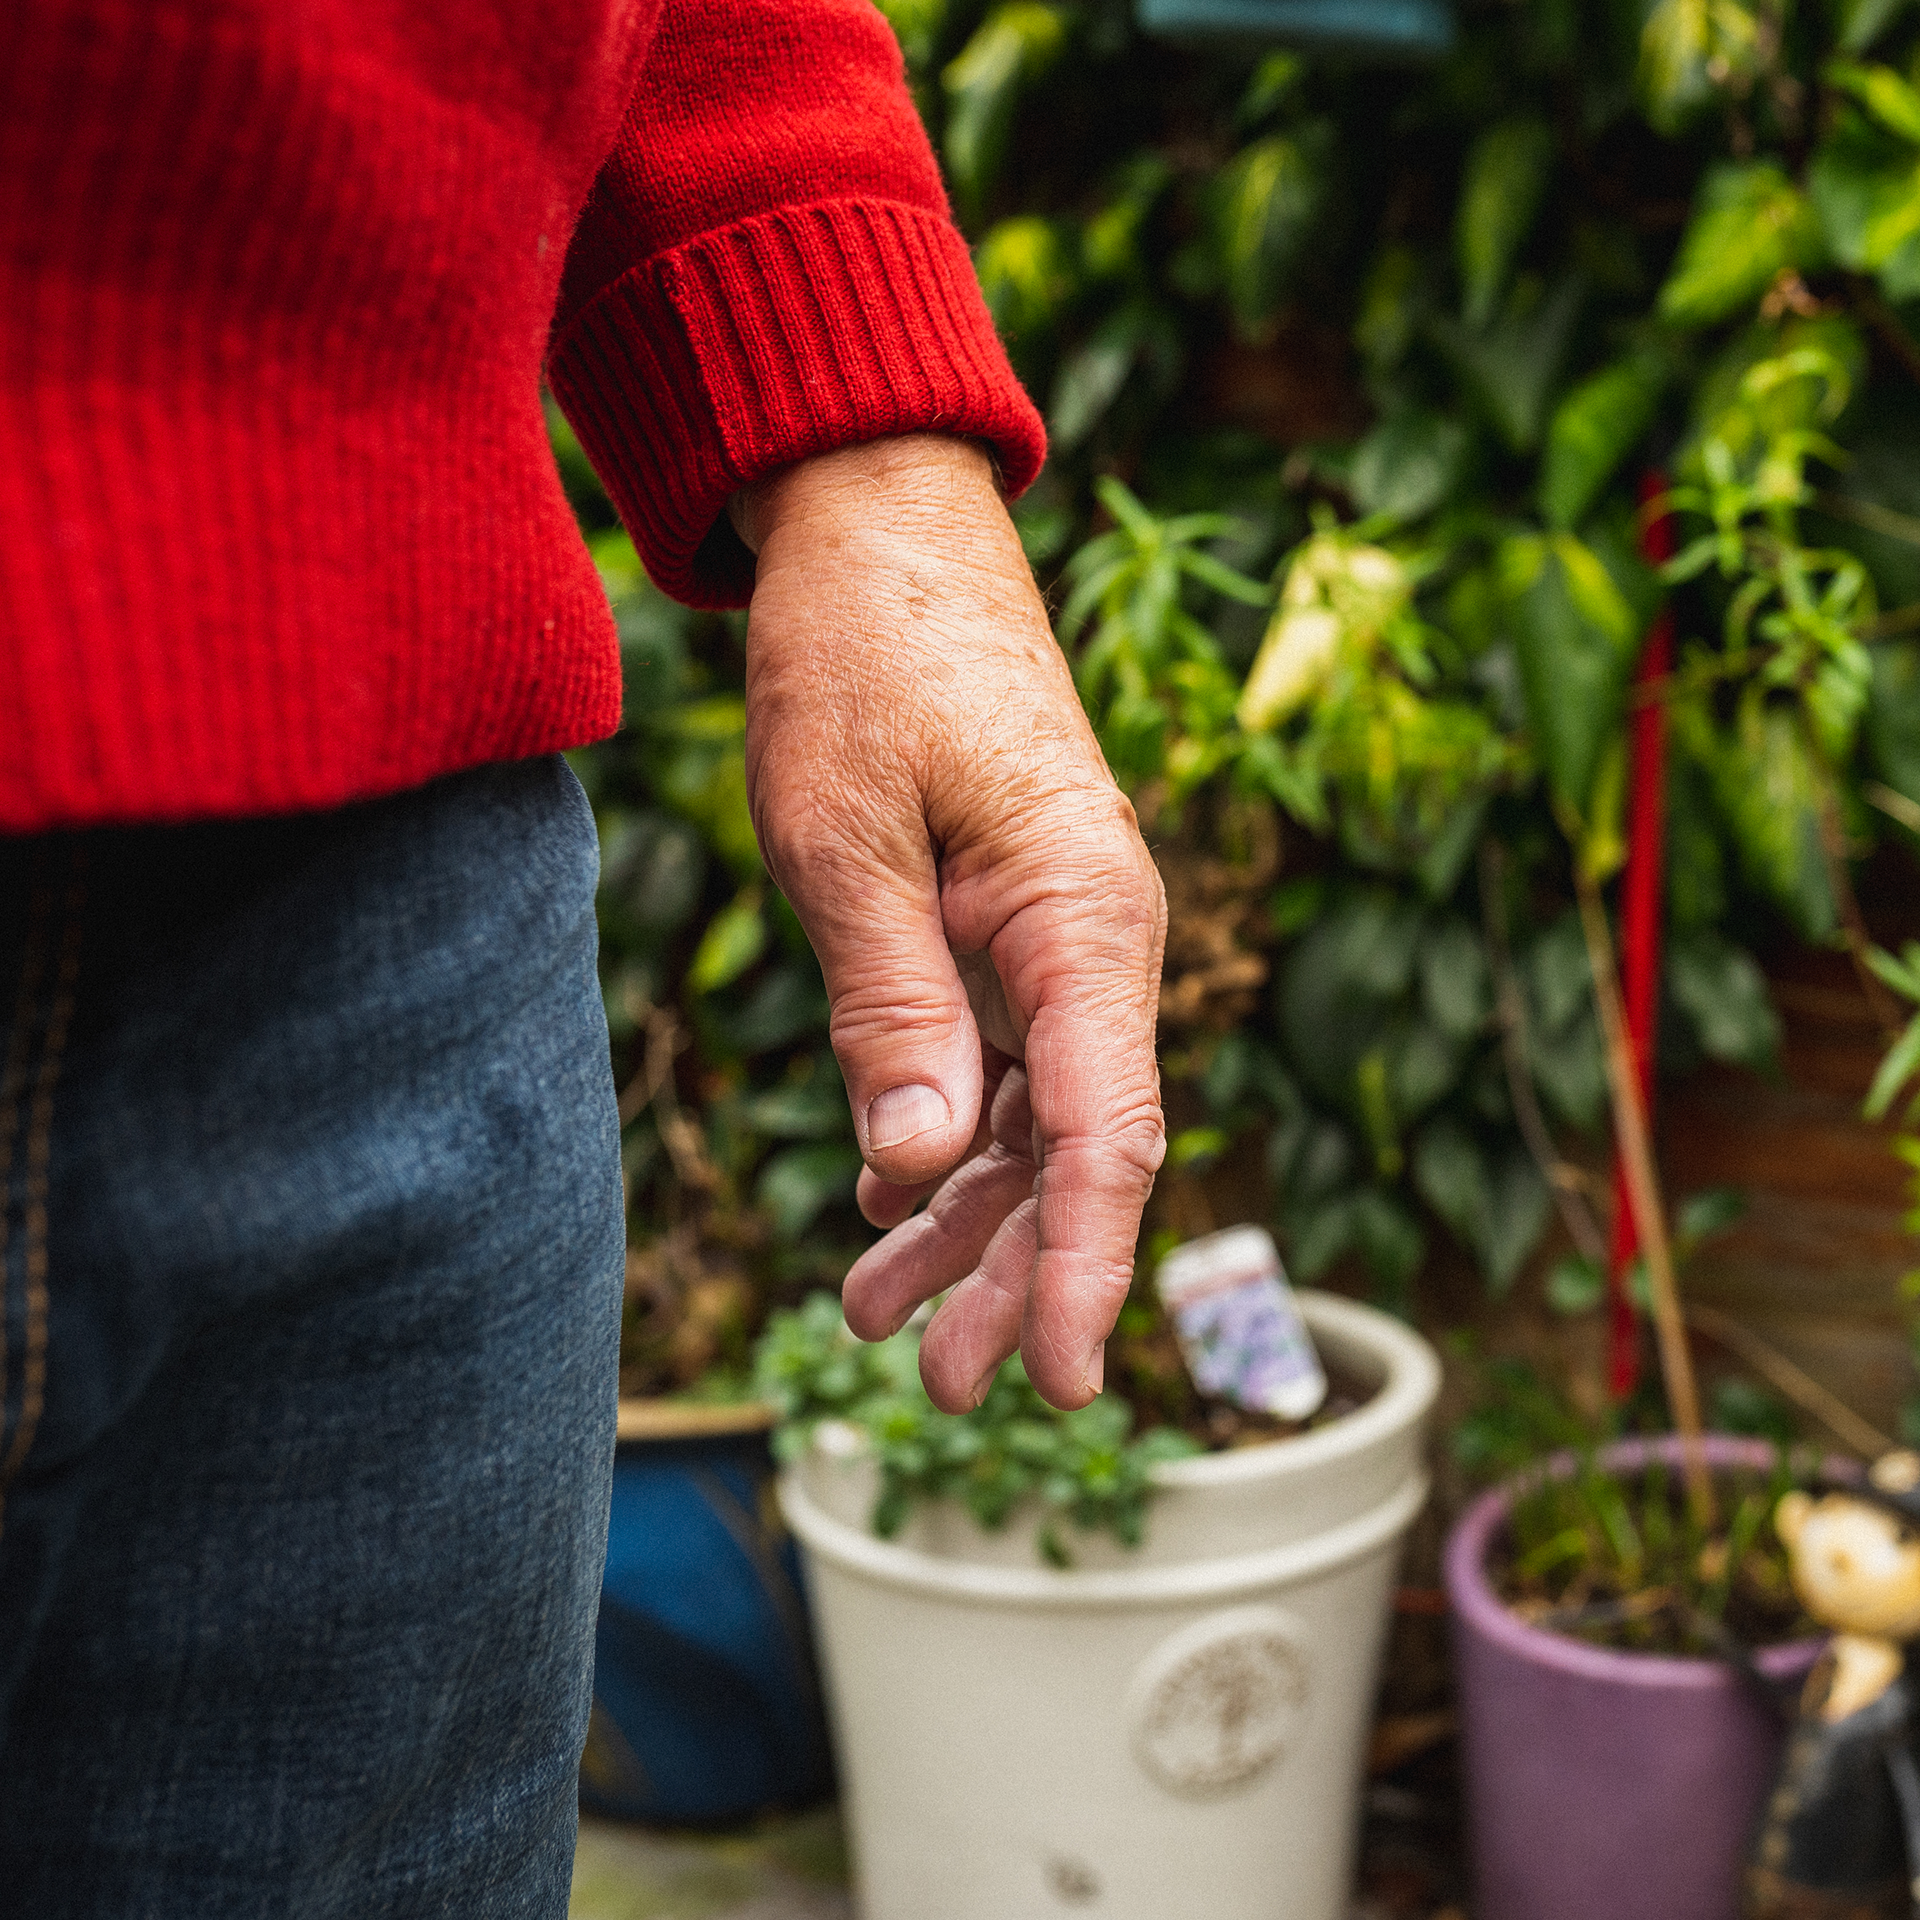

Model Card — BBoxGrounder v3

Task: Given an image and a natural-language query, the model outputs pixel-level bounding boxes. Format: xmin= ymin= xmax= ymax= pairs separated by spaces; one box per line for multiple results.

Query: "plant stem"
xmin=1575 ymin=874 xmax=1716 ymax=1528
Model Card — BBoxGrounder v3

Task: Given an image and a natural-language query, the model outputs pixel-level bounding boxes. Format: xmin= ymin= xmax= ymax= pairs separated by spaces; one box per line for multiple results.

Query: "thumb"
xmin=783 ymin=840 xmax=987 ymax=1187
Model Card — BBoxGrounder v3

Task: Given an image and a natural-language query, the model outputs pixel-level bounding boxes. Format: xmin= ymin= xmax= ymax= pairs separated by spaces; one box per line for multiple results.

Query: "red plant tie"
xmin=1607 ymin=474 xmax=1675 ymax=1400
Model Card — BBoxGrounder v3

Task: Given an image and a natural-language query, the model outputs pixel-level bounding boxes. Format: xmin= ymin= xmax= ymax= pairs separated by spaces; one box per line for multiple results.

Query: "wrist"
xmin=727 ymin=434 xmax=1001 ymax=557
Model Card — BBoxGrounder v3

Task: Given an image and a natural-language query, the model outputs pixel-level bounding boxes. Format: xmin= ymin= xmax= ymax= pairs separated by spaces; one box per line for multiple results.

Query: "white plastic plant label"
xmin=1154 ymin=1226 xmax=1327 ymax=1420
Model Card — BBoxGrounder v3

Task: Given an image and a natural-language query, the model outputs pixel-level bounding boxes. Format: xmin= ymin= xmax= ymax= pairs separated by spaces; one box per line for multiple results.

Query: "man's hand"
xmin=732 ymin=434 xmax=1166 ymax=1413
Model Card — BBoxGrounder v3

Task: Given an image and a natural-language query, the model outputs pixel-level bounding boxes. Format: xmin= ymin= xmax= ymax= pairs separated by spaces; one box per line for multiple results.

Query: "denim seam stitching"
xmin=0 ymin=878 xmax=54 ymax=1539
xmin=0 ymin=858 xmax=83 ymax=1522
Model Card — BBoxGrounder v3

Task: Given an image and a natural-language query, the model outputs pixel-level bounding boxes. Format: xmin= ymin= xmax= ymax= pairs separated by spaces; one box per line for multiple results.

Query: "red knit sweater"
xmin=0 ymin=0 xmax=1044 ymax=831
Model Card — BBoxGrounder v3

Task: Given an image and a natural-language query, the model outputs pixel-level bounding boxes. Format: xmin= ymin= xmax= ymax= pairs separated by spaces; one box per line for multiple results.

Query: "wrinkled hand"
xmin=733 ymin=434 xmax=1166 ymax=1412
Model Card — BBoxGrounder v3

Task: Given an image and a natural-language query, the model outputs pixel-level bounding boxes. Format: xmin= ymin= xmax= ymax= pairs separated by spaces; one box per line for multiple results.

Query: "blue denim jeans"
xmin=0 ymin=757 xmax=625 ymax=1917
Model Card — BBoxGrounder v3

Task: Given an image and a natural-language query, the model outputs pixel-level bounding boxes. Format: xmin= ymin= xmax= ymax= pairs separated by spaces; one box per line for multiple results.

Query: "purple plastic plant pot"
xmin=1444 ymin=1435 xmax=1827 ymax=1920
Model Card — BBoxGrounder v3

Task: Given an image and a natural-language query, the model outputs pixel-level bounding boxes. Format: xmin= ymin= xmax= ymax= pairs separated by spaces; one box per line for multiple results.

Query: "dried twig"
xmin=1684 ymin=1300 xmax=1892 ymax=1460
xmin=1575 ymin=872 xmax=1715 ymax=1528
xmin=615 ymin=1004 xmax=718 ymax=1192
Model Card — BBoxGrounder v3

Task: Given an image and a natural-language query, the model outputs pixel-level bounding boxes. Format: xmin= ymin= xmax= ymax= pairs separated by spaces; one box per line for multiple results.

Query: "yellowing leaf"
xmin=1237 ymin=535 xmax=1411 ymax=731
xmin=1239 ymin=606 xmax=1342 ymax=730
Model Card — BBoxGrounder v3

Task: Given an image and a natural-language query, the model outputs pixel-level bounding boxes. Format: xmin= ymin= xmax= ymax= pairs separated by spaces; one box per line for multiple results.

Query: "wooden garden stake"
xmin=1576 ymin=876 xmax=1716 ymax=1531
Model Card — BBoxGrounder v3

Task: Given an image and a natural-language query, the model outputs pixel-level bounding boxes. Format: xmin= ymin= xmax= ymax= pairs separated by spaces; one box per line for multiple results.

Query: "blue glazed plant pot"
xmin=1136 ymin=0 xmax=1454 ymax=58
xmin=580 ymin=1402 xmax=835 ymax=1827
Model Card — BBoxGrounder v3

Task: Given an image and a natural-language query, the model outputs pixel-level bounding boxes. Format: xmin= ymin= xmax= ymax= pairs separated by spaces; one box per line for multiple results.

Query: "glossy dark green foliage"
xmin=566 ymin=0 xmax=1920 ymax=1401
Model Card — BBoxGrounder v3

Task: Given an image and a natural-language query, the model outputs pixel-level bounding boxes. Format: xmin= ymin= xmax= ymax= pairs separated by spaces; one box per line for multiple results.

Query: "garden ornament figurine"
xmin=1747 ymin=1449 xmax=1920 ymax=1920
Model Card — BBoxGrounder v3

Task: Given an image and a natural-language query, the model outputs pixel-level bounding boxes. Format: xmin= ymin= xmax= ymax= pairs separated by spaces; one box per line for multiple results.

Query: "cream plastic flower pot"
xmin=778 ymin=1289 xmax=1440 ymax=1920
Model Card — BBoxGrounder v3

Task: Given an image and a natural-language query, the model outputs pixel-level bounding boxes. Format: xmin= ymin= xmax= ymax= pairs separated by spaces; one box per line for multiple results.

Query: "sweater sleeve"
xmin=547 ymin=0 xmax=1047 ymax=609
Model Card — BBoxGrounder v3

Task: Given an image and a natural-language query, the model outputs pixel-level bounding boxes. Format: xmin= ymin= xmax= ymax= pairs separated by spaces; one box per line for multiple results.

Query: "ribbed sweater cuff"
xmin=548 ymin=199 xmax=1047 ymax=609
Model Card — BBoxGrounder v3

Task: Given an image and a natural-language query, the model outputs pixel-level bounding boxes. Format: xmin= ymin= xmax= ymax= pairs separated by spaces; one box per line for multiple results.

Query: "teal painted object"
xmin=581 ymin=1426 xmax=834 ymax=1827
xmin=1137 ymin=0 xmax=1454 ymax=57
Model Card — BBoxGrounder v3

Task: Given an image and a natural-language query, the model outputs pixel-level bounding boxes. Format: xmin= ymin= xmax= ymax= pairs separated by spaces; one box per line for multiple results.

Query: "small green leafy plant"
xmin=1456 ymin=1355 xmax=1812 ymax=1655
xmin=753 ymin=1293 xmax=1200 ymax=1564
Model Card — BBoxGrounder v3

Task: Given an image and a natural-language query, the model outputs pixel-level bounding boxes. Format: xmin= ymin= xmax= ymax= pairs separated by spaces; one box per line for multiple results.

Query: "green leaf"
xmin=1868 ymin=941 xmax=1920 ymax=1002
xmin=1413 ymin=1121 xmax=1543 ymax=1289
xmin=756 ymin=1145 xmax=864 ymax=1240
xmin=1827 ymin=59 xmax=1920 ymax=143
xmin=1809 ymin=108 xmax=1920 ymax=296
xmin=742 ymin=1078 xmax=852 ymax=1141
xmin=1349 ymin=409 xmax=1469 ymax=525
xmin=1867 ymin=1013 xmax=1920 ymax=1119
xmin=1167 ymin=1125 xmax=1230 ymax=1169
xmin=874 ymin=0 xmax=949 ymax=68
xmin=1355 ymin=243 xmax=1424 ymax=373
xmin=1676 ymin=1185 xmax=1747 ymax=1247
xmin=1639 ymin=0 xmax=1716 ymax=132
xmin=1283 ymin=1190 xmax=1357 ymax=1278
xmin=1837 ymin=0 xmax=1916 ymax=53
xmin=1709 ymin=697 xmax=1837 ymax=939
xmin=1658 ymin=163 xmax=1824 ymax=328
xmin=598 ymin=810 xmax=707 ymax=939
xmin=1429 ymin=274 xmax=1583 ymax=455
xmin=688 ymin=890 xmax=767 ymax=995
xmin=1275 ymin=893 xmax=1424 ymax=1112
xmin=1525 ymin=910 xmax=1593 ymax=1033
xmin=1214 ymin=126 xmax=1331 ymax=342
xmin=1666 ymin=930 xmax=1781 ymax=1069
xmin=1048 ymin=302 xmax=1180 ymax=450
xmin=1413 ymin=1117 xmax=1488 ymax=1246
xmin=1391 ymin=1019 xmax=1465 ymax=1125
xmin=1457 ymin=119 xmax=1556 ymax=330
xmin=1418 ymin=919 xmax=1492 ymax=1041
xmin=942 ymin=3 xmax=1069 ymax=216
xmin=1049 ymin=311 xmax=1138 ymax=449
xmin=1482 ymin=1149 xmax=1550 ymax=1292
xmin=1870 ymin=642 xmax=1920 ymax=814
xmin=1350 ymin=1187 xmax=1427 ymax=1303
xmin=1237 ymin=49 xmax=1305 ymax=129
xmin=717 ymin=967 xmax=830 ymax=1055
xmin=1501 ymin=531 xmax=1641 ymax=819
xmin=1545 ymin=1254 xmax=1605 ymax=1315
xmin=1082 ymin=154 xmax=1174 ymax=281
xmin=975 ymin=216 xmax=1075 ymax=341
xmin=1540 ymin=353 xmax=1666 ymax=530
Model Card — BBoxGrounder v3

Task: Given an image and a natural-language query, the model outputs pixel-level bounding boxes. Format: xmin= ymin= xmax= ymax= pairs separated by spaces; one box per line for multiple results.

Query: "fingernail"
xmin=970 ymin=1364 xmax=998 ymax=1409
xmin=867 ymin=1083 xmax=950 ymax=1153
xmin=1082 ymin=1343 xmax=1105 ymax=1397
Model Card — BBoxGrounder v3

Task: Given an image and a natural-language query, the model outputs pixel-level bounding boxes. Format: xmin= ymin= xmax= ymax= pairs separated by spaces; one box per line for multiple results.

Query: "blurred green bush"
xmin=566 ymin=0 xmax=1920 ymax=1400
